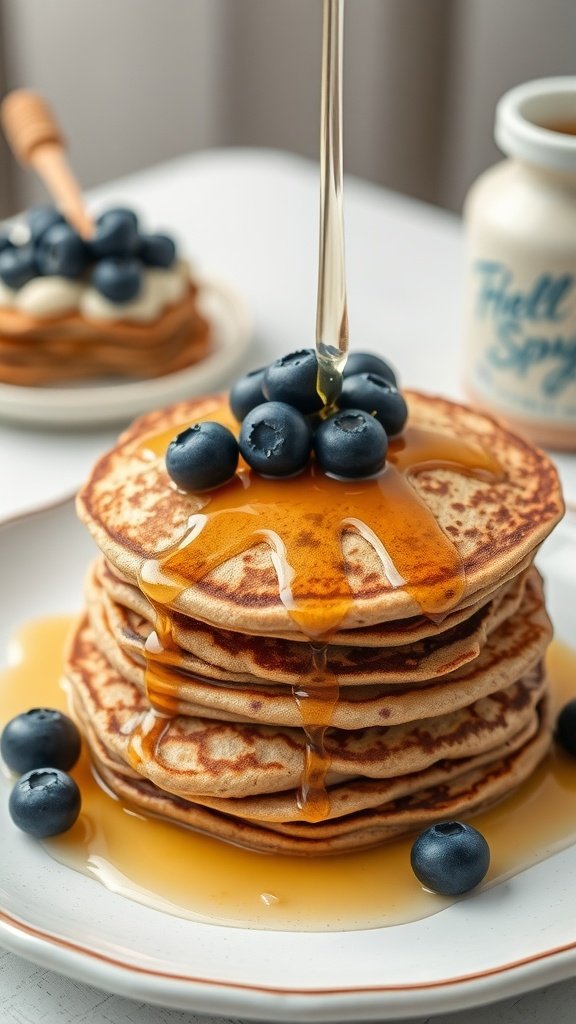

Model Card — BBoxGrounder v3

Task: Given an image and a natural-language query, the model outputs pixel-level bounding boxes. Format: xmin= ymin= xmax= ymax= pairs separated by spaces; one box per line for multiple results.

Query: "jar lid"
xmin=495 ymin=77 xmax=576 ymax=173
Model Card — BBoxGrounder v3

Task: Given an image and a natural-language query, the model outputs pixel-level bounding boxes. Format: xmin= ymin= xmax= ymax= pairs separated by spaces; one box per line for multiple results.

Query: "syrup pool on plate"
xmin=1 ymin=615 xmax=576 ymax=932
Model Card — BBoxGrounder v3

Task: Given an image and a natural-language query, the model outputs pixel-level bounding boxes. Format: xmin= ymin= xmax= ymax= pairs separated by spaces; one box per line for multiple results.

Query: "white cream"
xmin=17 ymin=277 xmax=84 ymax=317
xmin=0 ymin=260 xmax=190 ymax=323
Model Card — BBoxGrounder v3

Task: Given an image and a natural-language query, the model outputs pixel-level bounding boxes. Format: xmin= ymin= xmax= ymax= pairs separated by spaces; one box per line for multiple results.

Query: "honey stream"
xmin=1 ymin=618 xmax=575 ymax=931
xmin=315 ymin=0 xmax=348 ymax=408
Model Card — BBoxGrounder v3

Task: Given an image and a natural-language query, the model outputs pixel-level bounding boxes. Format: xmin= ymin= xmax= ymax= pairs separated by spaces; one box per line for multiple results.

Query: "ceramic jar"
xmin=463 ymin=77 xmax=576 ymax=450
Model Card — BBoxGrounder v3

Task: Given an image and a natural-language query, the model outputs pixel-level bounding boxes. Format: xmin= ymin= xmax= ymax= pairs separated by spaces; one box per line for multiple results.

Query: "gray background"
xmin=0 ymin=0 xmax=575 ymax=216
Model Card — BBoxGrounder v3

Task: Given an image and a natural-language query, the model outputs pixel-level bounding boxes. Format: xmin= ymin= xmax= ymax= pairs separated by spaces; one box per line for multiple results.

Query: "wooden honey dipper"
xmin=1 ymin=89 xmax=93 ymax=239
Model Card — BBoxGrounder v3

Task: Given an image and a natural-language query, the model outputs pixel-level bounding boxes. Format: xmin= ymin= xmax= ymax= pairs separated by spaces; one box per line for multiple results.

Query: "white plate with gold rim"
xmin=0 ymin=500 xmax=576 ymax=1022
xmin=0 ymin=277 xmax=252 ymax=428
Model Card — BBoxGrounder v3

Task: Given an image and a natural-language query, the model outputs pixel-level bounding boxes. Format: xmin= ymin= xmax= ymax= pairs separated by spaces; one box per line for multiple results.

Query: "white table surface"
xmin=0 ymin=149 xmax=575 ymax=1023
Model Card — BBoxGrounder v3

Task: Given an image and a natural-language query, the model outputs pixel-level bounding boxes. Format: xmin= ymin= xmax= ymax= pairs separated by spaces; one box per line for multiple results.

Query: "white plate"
xmin=0 ymin=278 xmax=252 ymax=427
xmin=0 ymin=501 xmax=576 ymax=1023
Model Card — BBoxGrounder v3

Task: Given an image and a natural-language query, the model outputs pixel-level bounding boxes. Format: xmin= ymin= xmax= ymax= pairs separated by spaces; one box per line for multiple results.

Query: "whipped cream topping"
xmin=0 ymin=260 xmax=190 ymax=323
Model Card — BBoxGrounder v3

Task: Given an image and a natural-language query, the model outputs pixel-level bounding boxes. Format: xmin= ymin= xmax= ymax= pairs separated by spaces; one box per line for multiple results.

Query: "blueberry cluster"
xmin=1 ymin=709 xmax=81 ymax=837
xmin=0 ymin=206 xmax=177 ymax=303
xmin=166 ymin=349 xmax=408 ymax=492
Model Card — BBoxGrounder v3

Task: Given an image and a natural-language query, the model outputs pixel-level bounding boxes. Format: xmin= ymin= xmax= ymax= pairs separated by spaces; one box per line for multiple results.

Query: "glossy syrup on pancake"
xmin=134 ymin=399 xmax=502 ymax=822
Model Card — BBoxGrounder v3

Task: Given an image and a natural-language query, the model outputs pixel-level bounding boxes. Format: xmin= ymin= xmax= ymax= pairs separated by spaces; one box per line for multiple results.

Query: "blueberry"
xmin=9 ymin=768 xmax=81 ymax=838
xmin=263 ymin=349 xmax=324 ymax=414
xmin=28 ymin=205 xmax=66 ymax=243
xmin=91 ymin=257 xmax=142 ymax=303
xmin=239 ymin=402 xmax=312 ymax=476
xmin=0 ymin=246 xmax=37 ymax=288
xmin=0 ymin=233 xmax=14 ymax=255
xmin=35 ymin=222 xmax=88 ymax=279
xmin=339 ymin=373 xmax=408 ymax=435
xmin=229 ymin=367 xmax=267 ymax=421
xmin=556 ymin=699 xmax=576 ymax=756
xmin=139 ymin=233 xmax=177 ymax=268
xmin=313 ymin=409 xmax=388 ymax=478
xmin=343 ymin=351 xmax=398 ymax=386
xmin=1 ymin=708 xmax=81 ymax=775
xmin=91 ymin=208 xmax=140 ymax=258
xmin=411 ymin=821 xmax=490 ymax=895
xmin=166 ymin=422 xmax=239 ymax=491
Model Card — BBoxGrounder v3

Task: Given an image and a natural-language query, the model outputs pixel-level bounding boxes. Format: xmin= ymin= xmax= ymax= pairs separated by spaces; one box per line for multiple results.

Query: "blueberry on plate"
xmin=411 ymin=821 xmax=490 ymax=895
xmin=0 ymin=233 xmax=14 ymax=255
xmin=555 ymin=699 xmax=576 ymax=756
xmin=139 ymin=233 xmax=177 ymax=268
xmin=239 ymin=401 xmax=312 ymax=476
xmin=28 ymin=205 xmax=66 ymax=243
xmin=9 ymin=768 xmax=81 ymax=838
xmin=166 ymin=422 xmax=239 ymax=491
xmin=263 ymin=349 xmax=324 ymax=414
xmin=343 ymin=351 xmax=398 ymax=386
xmin=91 ymin=207 xmax=140 ymax=258
xmin=91 ymin=257 xmax=142 ymax=303
xmin=0 ymin=246 xmax=38 ymax=289
xmin=229 ymin=367 xmax=267 ymax=421
xmin=313 ymin=409 xmax=388 ymax=478
xmin=339 ymin=373 xmax=408 ymax=435
xmin=35 ymin=222 xmax=88 ymax=279
xmin=1 ymin=708 xmax=81 ymax=775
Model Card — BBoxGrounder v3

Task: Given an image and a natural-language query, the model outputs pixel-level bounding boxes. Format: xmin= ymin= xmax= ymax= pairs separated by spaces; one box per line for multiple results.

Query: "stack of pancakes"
xmin=68 ymin=391 xmax=564 ymax=854
xmin=0 ymin=283 xmax=210 ymax=386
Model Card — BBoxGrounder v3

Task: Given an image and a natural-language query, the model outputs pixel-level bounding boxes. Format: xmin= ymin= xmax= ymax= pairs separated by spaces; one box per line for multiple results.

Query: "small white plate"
xmin=0 ymin=278 xmax=252 ymax=427
xmin=0 ymin=501 xmax=576 ymax=1021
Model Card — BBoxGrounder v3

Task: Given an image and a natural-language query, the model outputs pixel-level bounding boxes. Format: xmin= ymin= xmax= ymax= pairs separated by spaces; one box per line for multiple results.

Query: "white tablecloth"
xmin=0 ymin=149 xmax=574 ymax=1023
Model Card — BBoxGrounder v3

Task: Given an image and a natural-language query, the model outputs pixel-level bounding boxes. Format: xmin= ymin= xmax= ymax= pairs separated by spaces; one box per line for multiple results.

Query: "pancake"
xmin=67 ymin=615 xmax=547 ymax=802
xmin=85 ymin=567 xmax=551 ymax=730
xmin=0 ymin=284 xmax=211 ymax=385
xmin=76 ymin=692 xmax=545 ymax=822
xmin=88 ymin=561 xmax=532 ymax=687
xmin=95 ymin=554 xmax=522 ymax=647
xmin=76 ymin=392 xmax=563 ymax=634
xmin=88 ymin=731 xmax=550 ymax=855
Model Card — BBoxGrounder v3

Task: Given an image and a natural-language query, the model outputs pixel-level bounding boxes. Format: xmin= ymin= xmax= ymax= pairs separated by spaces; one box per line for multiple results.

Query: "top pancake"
xmin=77 ymin=391 xmax=563 ymax=634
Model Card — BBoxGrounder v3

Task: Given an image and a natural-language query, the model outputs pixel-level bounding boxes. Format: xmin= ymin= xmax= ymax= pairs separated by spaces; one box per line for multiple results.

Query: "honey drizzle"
xmin=125 ymin=708 xmax=170 ymax=772
xmin=125 ymin=595 xmax=181 ymax=773
xmin=294 ymin=644 xmax=339 ymax=821
xmin=135 ymin=404 xmax=502 ymax=822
